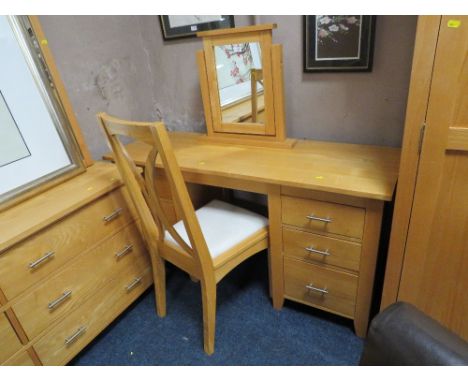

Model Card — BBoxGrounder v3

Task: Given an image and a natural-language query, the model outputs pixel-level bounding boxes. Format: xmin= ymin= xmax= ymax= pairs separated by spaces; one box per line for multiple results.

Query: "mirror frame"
xmin=197 ymin=24 xmax=294 ymax=147
xmin=0 ymin=16 xmax=88 ymax=211
xmin=204 ymin=30 xmax=275 ymax=135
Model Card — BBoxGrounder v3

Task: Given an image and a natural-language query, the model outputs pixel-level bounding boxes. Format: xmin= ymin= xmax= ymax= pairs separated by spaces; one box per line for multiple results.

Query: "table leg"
xmin=267 ymin=185 xmax=284 ymax=309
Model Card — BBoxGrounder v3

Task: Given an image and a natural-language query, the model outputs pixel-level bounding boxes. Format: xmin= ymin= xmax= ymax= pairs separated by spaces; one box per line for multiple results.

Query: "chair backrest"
xmin=98 ymin=113 xmax=213 ymax=275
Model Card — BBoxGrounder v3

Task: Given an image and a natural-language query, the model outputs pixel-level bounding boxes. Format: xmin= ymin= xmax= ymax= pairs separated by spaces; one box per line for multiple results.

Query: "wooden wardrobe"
xmin=381 ymin=16 xmax=468 ymax=340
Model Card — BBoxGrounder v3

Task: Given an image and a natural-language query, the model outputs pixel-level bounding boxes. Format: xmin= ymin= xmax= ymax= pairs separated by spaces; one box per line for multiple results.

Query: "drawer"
xmin=282 ymin=196 xmax=365 ymax=239
xmin=284 ymin=257 xmax=358 ymax=318
xmin=34 ymin=266 xmax=152 ymax=365
xmin=12 ymin=223 xmax=149 ymax=340
xmin=0 ymin=188 xmax=135 ymax=300
xmin=2 ymin=350 xmax=35 ymax=366
xmin=0 ymin=312 xmax=22 ymax=363
xmin=283 ymin=227 xmax=361 ymax=272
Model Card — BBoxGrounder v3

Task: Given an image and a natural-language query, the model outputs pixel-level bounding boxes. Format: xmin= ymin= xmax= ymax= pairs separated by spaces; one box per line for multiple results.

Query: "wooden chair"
xmin=98 ymin=113 xmax=269 ymax=354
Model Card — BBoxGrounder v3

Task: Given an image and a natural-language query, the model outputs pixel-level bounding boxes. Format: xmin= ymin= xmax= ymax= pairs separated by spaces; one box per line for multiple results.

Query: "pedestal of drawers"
xmin=279 ymin=187 xmax=384 ymax=337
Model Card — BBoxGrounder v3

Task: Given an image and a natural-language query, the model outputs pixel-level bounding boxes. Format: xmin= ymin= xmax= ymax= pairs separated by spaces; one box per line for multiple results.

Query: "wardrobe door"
xmin=398 ymin=16 xmax=468 ymax=340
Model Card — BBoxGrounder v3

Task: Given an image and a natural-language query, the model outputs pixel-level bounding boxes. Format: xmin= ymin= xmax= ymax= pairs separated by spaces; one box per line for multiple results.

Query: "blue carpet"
xmin=70 ymin=252 xmax=363 ymax=365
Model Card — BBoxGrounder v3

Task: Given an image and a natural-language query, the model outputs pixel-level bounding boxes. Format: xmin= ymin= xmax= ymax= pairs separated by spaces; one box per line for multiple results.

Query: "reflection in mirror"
xmin=214 ymin=42 xmax=265 ymax=124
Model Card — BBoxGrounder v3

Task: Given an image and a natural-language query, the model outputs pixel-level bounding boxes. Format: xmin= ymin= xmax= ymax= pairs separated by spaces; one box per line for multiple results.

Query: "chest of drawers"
xmin=0 ymin=310 xmax=23 ymax=362
xmin=0 ymin=162 xmax=151 ymax=365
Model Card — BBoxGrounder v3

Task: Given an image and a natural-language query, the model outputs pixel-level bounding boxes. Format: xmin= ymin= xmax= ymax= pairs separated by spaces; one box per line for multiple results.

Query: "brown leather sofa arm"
xmin=360 ymin=302 xmax=468 ymax=365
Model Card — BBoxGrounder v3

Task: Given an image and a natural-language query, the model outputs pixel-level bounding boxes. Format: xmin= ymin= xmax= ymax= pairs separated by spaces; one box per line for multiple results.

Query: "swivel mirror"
xmin=197 ymin=24 xmax=294 ymax=147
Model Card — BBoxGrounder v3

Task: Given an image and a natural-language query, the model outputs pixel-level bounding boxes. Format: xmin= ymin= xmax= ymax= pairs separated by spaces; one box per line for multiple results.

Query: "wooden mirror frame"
xmin=197 ymin=24 xmax=295 ymax=148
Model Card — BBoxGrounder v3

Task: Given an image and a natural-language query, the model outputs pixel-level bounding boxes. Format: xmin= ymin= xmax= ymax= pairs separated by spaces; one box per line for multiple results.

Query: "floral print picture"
xmin=304 ymin=15 xmax=376 ymax=72
xmin=316 ymin=16 xmax=362 ymax=60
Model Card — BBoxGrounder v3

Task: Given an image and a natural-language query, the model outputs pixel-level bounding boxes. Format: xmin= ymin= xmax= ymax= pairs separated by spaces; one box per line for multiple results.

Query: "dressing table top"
xmin=103 ymin=132 xmax=400 ymax=201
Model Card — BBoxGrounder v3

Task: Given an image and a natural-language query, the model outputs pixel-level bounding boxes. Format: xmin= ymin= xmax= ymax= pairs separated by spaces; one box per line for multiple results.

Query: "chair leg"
xmin=151 ymin=254 xmax=166 ymax=317
xmin=200 ymin=279 xmax=216 ymax=355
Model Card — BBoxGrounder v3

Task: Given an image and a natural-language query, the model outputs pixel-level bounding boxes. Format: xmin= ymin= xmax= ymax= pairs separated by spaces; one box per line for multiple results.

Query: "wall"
xmin=259 ymin=16 xmax=417 ymax=146
xmin=40 ymin=15 xmax=417 ymax=160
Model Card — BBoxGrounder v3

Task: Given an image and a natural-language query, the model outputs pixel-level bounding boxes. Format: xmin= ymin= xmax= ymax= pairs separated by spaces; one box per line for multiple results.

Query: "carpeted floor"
xmin=70 ymin=252 xmax=363 ymax=365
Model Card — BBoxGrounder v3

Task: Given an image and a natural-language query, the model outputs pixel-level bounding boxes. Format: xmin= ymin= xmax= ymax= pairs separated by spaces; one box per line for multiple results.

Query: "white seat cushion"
xmin=164 ymin=199 xmax=268 ymax=259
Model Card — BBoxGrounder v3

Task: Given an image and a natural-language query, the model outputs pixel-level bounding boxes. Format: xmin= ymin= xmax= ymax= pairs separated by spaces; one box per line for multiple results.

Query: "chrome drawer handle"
xmin=125 ymin=276 xmax=143 ymax=292
xmin=115 ymin=244 xmax=133 ymax=259
xmin=48 ymin=290 xmax=72 ymax=311
xmin=306 ymin=284 xmax=328 ymax=295
xmin=28 ymin=251 xmax=55 ymax=270
xmin=64 ymin=326 xmax=86 ymax=346
xmin=103 ymin=207 xmax=123 ymax=222
xmin=306 ymin=214 xmax=333 ymax=223
xmin=305 ymin=246 xmax=331 ymax=257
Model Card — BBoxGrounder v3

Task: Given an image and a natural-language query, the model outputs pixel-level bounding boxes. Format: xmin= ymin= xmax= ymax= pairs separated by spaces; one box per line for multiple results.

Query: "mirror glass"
xmin=214 ymin=42 xmax=265 ymax=124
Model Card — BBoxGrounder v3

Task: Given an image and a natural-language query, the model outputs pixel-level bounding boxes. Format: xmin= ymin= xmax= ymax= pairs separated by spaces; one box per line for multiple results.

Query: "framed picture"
xmin=303 ymin=16 xmax=376 ymax=72
xmin=160 ymin=15 xmax=235 ymax=40
xmin=0 ymin=16 xmax=85 ymax=209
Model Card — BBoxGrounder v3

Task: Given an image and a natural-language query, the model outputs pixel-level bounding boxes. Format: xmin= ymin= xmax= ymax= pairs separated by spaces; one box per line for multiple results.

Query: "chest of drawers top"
xmin=0 ymin=162 xmax=123 ymax=254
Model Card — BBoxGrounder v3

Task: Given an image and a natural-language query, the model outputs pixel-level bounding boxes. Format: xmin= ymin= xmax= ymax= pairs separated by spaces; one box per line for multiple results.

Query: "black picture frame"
xmin=160 ymin=15 xmax=235 ymax=41
xmin=303 ymin=16 xmax=376 ymax=72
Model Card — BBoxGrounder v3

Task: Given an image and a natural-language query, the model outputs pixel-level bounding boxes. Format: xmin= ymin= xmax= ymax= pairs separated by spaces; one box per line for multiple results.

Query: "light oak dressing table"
xmin=103 ymin=132 xmax=400 ymax=336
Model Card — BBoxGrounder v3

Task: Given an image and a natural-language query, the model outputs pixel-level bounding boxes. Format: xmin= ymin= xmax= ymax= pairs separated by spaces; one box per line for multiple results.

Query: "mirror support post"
xmin=197 ymin=50 xmax=215 ymax=136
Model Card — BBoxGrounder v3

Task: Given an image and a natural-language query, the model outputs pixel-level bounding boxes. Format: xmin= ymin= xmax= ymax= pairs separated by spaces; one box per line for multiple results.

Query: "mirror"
xmin=214 ymin=42 xmax=265 ymax=124
xmin=0 ymin=16 xmax=85 ymax=209
xmin=197 ymin=24 xmax=294 ymax=147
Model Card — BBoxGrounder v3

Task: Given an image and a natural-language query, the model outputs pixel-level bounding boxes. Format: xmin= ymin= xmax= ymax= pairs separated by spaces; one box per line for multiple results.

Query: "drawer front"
xmin=0 ymin=312 xmax=22 ymax=363
xmin=282 ymin=196 xmax=365 ymax=239
xmin=0 ymin=188 xmax=135 ymax=300
xmin=283 ymin=227 xmax=361 ymax=272
xmin=284 ymin=258 xmax=358 ymax=318
xmin=2 ymin=350 xmax=35 ymax=366
xmin=34 ymin=266 xmax=152 ymax=365
xmin=12 ymin=223 xmax=149 ymax=340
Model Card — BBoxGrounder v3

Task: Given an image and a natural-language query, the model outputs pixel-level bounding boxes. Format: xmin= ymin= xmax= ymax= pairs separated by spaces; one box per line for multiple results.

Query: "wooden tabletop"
xmin=103 ymin=132 xmax=400 ymax=202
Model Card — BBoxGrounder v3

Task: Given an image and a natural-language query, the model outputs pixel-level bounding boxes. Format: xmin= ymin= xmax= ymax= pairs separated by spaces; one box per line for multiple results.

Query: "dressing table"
xmin=103 ymin=133 xmax=400 ymax=336
xmin=104 ymin=23 xmax=400 ymax=337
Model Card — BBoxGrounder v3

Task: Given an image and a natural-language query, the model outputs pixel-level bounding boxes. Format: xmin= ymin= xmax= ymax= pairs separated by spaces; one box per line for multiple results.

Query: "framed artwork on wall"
xmin=159 ymin=15 xmax=235 ymax=40
xmin=303 ymin=15 xmax=376 ymax=72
